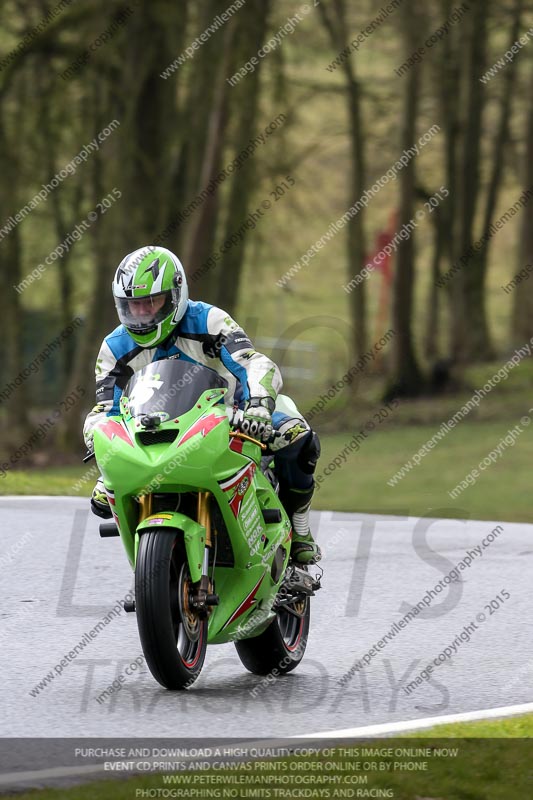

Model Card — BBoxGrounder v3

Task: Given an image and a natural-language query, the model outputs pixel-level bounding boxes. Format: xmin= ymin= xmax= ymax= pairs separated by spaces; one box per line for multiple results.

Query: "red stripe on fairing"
xmin=229 ymin=437 xmax=244 ymax=454
xmin=221 ymin=575 xmax=265 ymax=630
xmin=219 ymin=461 xmax=256 ymax=518
xmin=99 ymin=419 xmax=134 ymax=447
xmin=176 ymin=413 xmax=225 ymax=447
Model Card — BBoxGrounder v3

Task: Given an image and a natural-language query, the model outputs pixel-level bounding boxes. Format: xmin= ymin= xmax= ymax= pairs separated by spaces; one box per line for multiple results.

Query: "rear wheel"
xmin=135 ymin=530 xmax=207 ymax=689
xmin=234 ymin=594 xmax=310 ymax=675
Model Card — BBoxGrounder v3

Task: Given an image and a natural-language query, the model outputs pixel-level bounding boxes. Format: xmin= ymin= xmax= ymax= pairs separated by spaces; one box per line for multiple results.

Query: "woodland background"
xmin=1 ymin=0 xmax=533 ymax=521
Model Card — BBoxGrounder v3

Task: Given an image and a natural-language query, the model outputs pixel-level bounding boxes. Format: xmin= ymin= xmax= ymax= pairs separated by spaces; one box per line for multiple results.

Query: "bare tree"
xmin=460 ymin=0 xmax=522 ymax=361
xmin=512 ymin=63 xmax=533 ymax=344
xmin=318 ymin=0 xmax=368 ymax=372
xmin=387 ymin=0 xmax=424 ymax=397
xmin=215 ymin=0 xmax=272 ymax=312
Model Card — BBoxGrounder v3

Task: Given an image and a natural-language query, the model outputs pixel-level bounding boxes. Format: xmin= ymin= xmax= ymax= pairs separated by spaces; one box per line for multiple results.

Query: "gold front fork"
xmin=197 ymin=491 xmax=212 ymax=546
xmin=138 ymin=494 xmax=153 ymax=523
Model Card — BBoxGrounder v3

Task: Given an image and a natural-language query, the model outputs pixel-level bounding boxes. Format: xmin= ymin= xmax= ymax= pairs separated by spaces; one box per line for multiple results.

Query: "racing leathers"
xmin=83 ymin=300 xmax=321 ymax=563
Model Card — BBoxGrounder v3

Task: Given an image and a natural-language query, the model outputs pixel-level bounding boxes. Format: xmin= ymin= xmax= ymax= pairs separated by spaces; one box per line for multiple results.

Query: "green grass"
xmin=305 ymin=356 xmax=533 ymax=522
xmin=413 ymin=712 xmax=533 ymax=737
xmin=0 ymin=467 xmax=91 ymax=496
xmin=4 ymin=716 xmax=532 ymax=800
xmin=314 ymin=419 xmax=533 ymax=522
xmin=2 ymin=414 xmax=533 ymax=524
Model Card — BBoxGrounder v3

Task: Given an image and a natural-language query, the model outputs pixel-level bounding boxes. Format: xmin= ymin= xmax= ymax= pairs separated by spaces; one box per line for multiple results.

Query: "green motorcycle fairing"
xmin=92 ymin=359 xmax=291 ymax=645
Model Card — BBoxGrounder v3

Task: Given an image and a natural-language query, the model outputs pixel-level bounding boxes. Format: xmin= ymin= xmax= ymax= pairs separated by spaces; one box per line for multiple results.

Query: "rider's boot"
xmin=282 ymin=484 xmax=321 ymax=564
xmin=91 ymin=477 xmax=112 ymax=519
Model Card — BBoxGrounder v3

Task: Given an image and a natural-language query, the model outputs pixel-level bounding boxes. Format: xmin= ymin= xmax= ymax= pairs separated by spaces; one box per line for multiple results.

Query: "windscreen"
xmin=123 ymin=358 xmax=228 ymax=419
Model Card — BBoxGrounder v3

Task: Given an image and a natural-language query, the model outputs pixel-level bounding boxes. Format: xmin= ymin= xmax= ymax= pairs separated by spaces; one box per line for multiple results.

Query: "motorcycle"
xmin=90 ymin=358 xmax=321 ymax=689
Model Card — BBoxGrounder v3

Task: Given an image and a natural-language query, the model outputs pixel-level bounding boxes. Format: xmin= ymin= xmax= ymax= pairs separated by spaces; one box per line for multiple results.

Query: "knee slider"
xmin=297 ymin=430 xmax=321 ymax=475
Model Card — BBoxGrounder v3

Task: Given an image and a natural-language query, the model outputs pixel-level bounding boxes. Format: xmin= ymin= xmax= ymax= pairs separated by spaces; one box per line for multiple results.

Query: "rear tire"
xmin=135 ymin=530 xmax=207 ymax=689
xmin=234 ymin=595 xmax=310 ymax=675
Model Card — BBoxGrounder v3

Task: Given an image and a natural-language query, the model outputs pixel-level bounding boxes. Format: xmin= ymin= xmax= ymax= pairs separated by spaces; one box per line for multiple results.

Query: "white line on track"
xmin=302 ymin=701 xmax=533 ymax=738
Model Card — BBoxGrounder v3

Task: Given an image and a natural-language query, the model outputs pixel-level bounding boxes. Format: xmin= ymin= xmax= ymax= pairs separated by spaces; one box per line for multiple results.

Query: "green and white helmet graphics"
xmin=112 ymin=246 xmax=189 ymax=347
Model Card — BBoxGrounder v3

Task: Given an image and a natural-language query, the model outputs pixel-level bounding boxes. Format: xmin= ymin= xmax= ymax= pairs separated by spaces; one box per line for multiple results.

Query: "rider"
xmin=83 ymin=246 xmax=321 ymax=564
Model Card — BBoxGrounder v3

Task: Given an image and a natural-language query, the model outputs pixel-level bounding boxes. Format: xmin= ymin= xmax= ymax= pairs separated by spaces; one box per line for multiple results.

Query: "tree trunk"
xmin=318 ymin=0 xmax=368 ymax=378
xmin=512 ymin=66 xmax=533 ymax=345
xmin=61 ymin=79 xmax=124 ymax=449
xmin=388 ymin=1 xmax=424 ymax=397
xmin=214 ymin=0 xmax=273 ymax=313
xmin=184 ymin=20 xmax=236 ymax=297
xmin=163 ymin=0 xmax=229 ymax=265
xmin=418 ymin=188 xmax=444 ymax=361
xmin=0 ymin=113 xmax=30 ymax=437
xmin=116 ymin=0 xmax=185 ymax=243
xmin=343 ymin=37 xmax=368 ymax=363
xmin=462 ymin=0 xmax=522 ymax=361
xmin=452 ymin=0 xmax=490 ymax=362
xmin=40 ymin=97 xmax=82 ymax=388
xmin=434 ymin=0 xmax=461 ymax=366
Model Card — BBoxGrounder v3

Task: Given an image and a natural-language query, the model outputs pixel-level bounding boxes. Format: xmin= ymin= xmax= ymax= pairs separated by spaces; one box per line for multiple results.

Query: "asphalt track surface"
xmin=1 ymin=497 xmax=532 ymax=741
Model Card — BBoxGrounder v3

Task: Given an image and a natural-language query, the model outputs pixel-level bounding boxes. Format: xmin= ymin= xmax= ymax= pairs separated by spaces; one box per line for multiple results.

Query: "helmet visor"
xmin=115 ymin=290 xmax=176 ymax=334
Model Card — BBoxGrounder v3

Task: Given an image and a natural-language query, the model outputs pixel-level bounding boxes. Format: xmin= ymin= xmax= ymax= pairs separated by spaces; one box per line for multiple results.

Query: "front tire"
xmin=135 ymin=530 xmax=207 ymax=689
xmin=234 ymin=595 xmax=310 ymax=676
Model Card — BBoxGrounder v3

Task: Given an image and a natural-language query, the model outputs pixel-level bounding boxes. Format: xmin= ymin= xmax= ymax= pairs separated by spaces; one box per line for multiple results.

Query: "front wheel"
xmin=234 ymin=595 xmax=310 ymax=676
xmin=135 ymin=530 xmax=207 ymax=689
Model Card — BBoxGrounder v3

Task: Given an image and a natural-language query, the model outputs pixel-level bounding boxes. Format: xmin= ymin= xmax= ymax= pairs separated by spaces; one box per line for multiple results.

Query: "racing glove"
xmin=83 ymin=403 xmax=107 ymax=452
xmin=240 ymin=397 xmax=275 ymax=442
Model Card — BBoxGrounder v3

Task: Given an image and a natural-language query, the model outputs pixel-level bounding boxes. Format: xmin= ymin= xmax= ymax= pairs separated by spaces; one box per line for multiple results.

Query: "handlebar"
xmin=229 ymin=430 xmax=268 ymax=450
